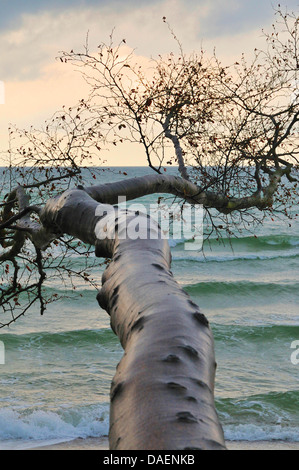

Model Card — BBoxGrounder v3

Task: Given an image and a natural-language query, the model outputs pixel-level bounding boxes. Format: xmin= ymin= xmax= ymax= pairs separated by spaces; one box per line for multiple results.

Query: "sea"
xmin=0 ymin=166 xmax=298 ymax=450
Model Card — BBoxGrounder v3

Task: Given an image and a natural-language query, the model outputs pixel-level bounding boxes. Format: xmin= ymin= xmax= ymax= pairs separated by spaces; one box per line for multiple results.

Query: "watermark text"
xmin=290 ymin=340 xmax=299 ymax=365
xmin=95 ymin=197 xmax=203 ymax=251
xmin=0 ymin=341 xmax=5 ymax=365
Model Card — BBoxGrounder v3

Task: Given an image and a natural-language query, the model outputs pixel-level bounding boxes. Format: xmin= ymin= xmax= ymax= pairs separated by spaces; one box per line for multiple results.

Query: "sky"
xmin=0 ymin=0 xmax=298 ymax=166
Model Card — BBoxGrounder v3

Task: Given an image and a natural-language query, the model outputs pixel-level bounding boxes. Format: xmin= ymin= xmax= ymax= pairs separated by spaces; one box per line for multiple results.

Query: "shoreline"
xmin=27 ymin=437 xmax=299 ymax=451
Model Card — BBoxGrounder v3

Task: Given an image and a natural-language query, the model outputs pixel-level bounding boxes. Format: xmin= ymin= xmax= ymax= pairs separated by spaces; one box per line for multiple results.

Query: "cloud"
xmin=0 ymin=0 xmax=283 ymax=81
xmin=196 ymin=0 xmax=269 ymax=38
xmin=0 ymin=1 xmax=188 ymax=80
xmin=0 ymin=0 xmax=295 ymax=164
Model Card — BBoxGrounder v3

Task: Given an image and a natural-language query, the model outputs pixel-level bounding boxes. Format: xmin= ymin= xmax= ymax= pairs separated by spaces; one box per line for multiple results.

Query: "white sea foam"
xmin=0 ymin=406 xmax=109 ymax=449
xmin=172 ymin=250 xmax=299 ymax=263
xmin=224 ymin=423 xmax=299 ymax=442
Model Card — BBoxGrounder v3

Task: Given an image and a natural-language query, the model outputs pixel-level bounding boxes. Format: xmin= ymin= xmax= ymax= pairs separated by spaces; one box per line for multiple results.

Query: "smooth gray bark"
xmin=13 ymin=168 xmax=289 ymax=448
xmin=40 ymin=188 xmax=226 ymax=450
xmin=84 ymin=170 xmax=287 ymax=214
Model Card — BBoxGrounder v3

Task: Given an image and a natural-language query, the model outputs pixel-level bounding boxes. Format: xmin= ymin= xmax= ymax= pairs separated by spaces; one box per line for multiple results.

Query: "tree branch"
xmin=83 ymin=170 xmax=289 ymax=214
xmin=162 ymin=109 xmax=190 ymax=181
xmin=0 ymin=205 xmax=41 ymax=230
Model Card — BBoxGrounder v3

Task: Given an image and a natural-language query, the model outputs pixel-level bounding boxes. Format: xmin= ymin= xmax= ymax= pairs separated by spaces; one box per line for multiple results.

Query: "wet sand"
xmin=30 ymin=437 xmax=299 ymax=450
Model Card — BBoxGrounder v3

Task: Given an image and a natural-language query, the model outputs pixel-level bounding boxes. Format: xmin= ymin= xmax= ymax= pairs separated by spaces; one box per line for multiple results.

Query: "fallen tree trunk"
xmin=39 ymin=187 xmax=226 ymax=450
xmin=97 ymin=237 xmax=225 ymax=450
xmin=83 ymin=171 xmax=287 ymax=214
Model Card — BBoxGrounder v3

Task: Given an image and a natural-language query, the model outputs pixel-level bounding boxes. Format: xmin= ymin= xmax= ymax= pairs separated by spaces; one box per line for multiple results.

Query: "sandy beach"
xmin=30 ymin=437 xmax=299 ymax=451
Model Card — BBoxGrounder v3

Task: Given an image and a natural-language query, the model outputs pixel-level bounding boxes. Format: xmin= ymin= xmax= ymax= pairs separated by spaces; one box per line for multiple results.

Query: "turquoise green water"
xmin=0 ymin=167 xmax=298 ymax=448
